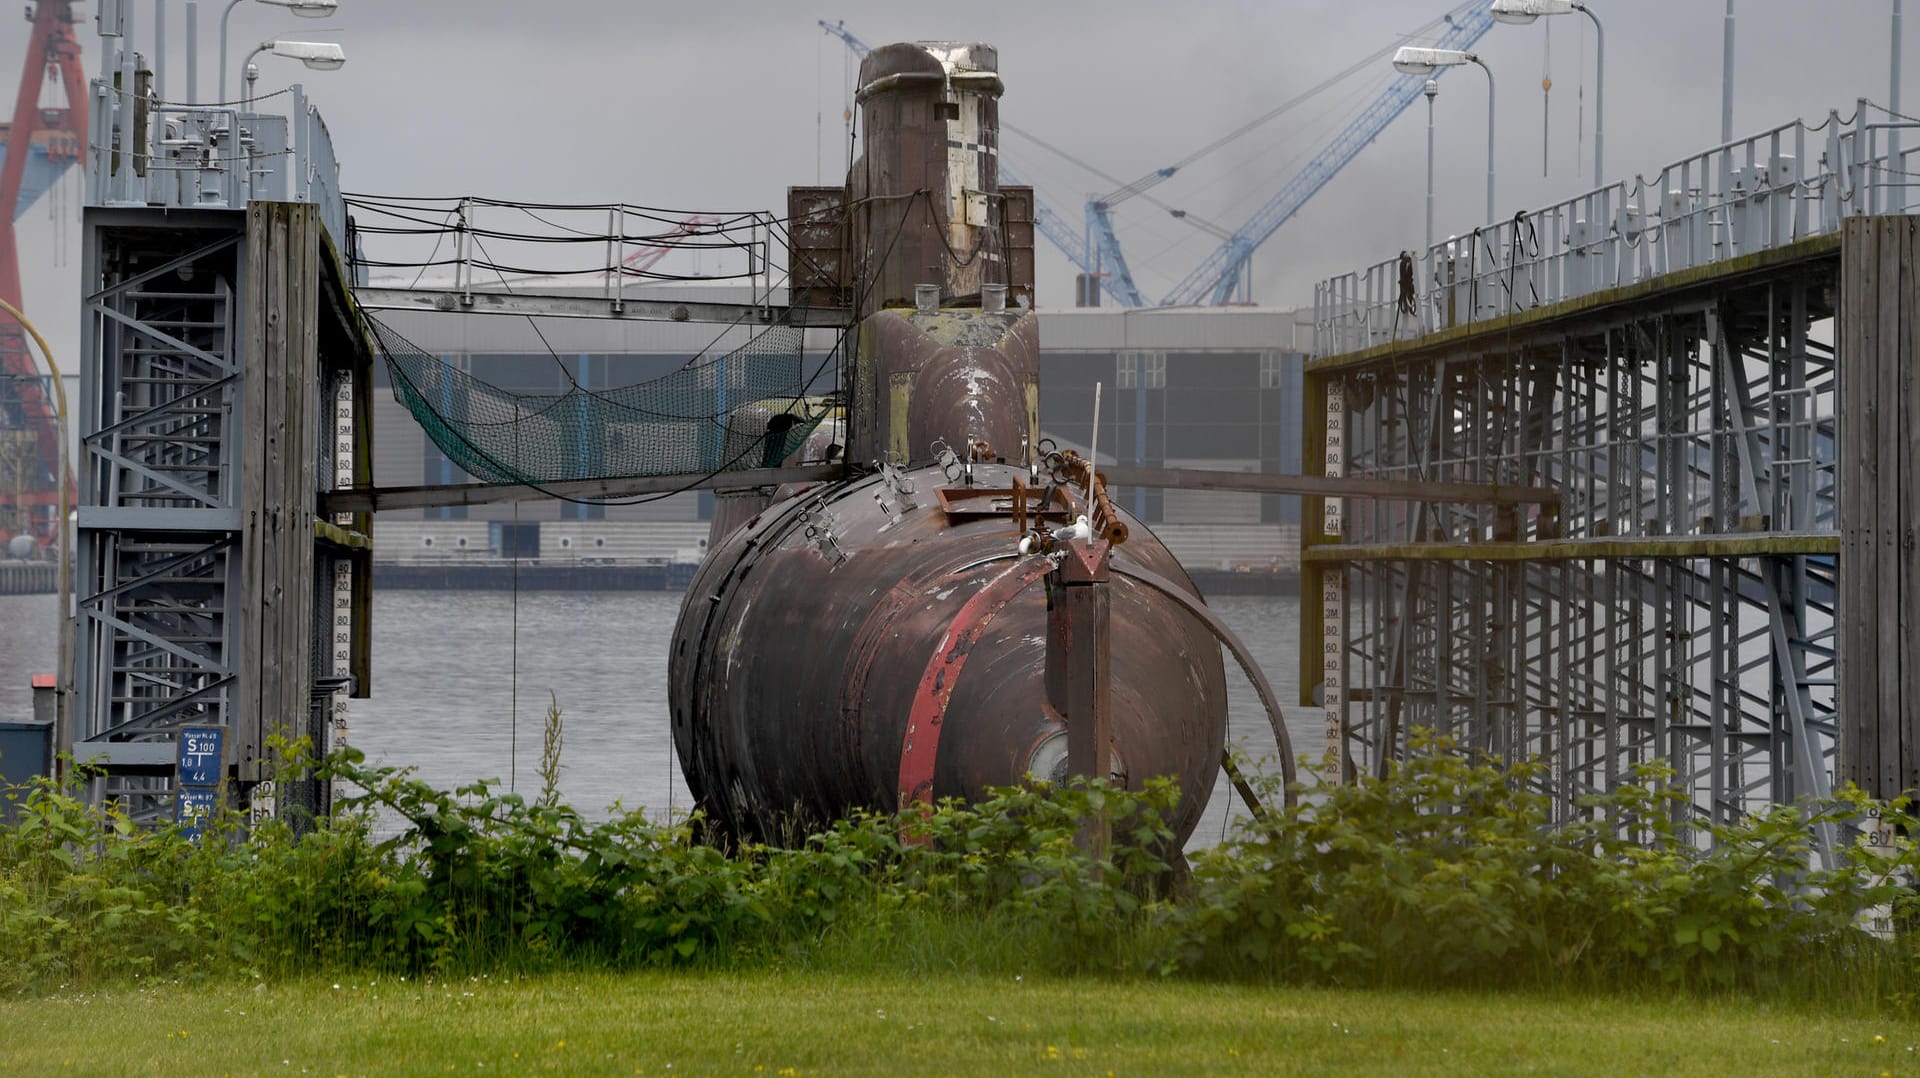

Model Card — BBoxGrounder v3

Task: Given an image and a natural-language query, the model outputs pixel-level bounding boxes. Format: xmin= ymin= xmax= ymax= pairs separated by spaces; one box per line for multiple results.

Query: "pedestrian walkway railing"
xmin=1313 ymin=102 xmax=1920 ymax=356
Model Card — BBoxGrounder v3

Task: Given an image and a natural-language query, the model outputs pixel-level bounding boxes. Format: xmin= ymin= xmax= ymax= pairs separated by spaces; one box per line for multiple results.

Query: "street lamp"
xmin=1721 ymin=1 xmax=1735 ymax=143
xmin=1491 ymin=0 xmax=1605 ymax=188
xmin=1893 ymin=0 xmax=1905 ymax=211
xmin=220 ymin=0 xmax=339 ymax=103
xmin=241 ymin=39 xmax=346 ymax=107
xmin=1423 ymin=79 xmax=1439 ymax=256
xmin=1393 ymin=46 xmax=1498 ymax=226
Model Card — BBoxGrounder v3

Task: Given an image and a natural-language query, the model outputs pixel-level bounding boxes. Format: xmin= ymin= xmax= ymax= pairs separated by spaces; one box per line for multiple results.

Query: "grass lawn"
xmin=3 ymin=970 xmax=1915 ymax=1076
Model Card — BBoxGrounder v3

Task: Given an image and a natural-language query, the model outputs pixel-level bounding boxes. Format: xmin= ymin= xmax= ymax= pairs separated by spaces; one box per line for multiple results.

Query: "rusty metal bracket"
xmin=934 ymin=483 xmax=1071 ymax=523
xmin=798 ymin=502 xmax=848 ymax=567
xmin=1048 ymin=538 xmax=1114 ymax=858
xmin=877 ymin=460 xmax=919 ymax=512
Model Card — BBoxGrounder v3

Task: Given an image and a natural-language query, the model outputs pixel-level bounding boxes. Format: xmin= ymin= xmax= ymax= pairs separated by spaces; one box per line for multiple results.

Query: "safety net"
xmin=367 ymin=316 xmax=826 ymax=491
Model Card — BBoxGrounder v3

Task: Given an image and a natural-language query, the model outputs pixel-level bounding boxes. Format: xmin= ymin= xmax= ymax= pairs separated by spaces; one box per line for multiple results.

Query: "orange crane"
xmin=0 ymin=0 xmax=86 ymax=544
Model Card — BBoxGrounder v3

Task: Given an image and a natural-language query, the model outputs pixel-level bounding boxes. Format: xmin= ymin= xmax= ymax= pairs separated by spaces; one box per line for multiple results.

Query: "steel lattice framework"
xmin=1303 ymin=107 xmax=1920 ymax=847
xmin=67 ymin=12 xmax=372 ymax=822
xmin=1305 ymin=266 xmax=1840 ymax=853
xmin=75 ymin=222 xmax=246 ymax=818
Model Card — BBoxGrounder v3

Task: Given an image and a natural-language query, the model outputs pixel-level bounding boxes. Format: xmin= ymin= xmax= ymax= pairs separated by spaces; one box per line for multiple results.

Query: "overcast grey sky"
xmin=5 ymin=0 xmax=1911 ymax=361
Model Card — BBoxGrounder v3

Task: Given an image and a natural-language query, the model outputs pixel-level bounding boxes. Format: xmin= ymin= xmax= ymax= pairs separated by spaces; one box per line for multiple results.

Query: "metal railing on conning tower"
xmin=1313 ymin=102 xmax=1920 ymax=357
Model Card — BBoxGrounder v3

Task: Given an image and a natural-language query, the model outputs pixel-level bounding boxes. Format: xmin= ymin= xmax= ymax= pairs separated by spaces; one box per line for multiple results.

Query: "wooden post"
xmin=239 ymin=203 xmax=320 ymax=786
xmin=1050 ymin=538 xmax=1113 ymax=858
xmin=1838 ymin=215 xmax=1918 ymax=798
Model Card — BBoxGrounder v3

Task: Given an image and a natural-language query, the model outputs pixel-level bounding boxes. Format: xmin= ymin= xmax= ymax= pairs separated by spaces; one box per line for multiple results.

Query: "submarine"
xmin=669 ymin=41 xmax=1285 ymax=846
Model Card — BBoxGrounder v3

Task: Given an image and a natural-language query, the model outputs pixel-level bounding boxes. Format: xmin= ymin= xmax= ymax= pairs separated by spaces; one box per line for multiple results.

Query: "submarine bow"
xmin=668 ymin=40 xmax=1231 ymax=844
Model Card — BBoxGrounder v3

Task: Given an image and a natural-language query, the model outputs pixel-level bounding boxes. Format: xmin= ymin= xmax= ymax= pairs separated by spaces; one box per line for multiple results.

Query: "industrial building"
xmin=365 ymin=287 xmax=1308 ymax=575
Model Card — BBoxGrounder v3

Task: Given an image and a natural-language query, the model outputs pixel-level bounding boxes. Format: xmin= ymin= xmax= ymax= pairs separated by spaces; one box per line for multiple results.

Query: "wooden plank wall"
xmin=349 ymin=312 xmax=375 ymax=699
xmin=1838 ymin=215 xmax=1919 ymax=799
xmin=237 ymin=203 xmax=320 ymax=780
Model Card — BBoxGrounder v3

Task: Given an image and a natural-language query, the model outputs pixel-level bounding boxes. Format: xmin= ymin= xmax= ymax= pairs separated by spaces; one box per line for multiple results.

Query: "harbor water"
xmin=0 ymin=589 xmax=1317 ymax=848
xmin=0 ymin=593 xmax=54 ymax=724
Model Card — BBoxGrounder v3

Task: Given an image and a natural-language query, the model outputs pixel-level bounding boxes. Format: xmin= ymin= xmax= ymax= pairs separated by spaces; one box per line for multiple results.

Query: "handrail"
xmin=1313 ymin=103 xmax=1920 ymax=357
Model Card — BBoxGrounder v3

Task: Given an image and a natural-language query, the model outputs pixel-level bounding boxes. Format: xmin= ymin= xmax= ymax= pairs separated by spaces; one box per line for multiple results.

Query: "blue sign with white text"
xmin=177 ymin=786 xmax=219 ymax=838
xmin=177 ymin=726 xmax=225 ymax=787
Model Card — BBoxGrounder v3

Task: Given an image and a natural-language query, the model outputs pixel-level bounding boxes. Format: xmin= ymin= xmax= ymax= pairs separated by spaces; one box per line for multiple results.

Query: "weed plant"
xmin=1 ymin=731 xmax=1916 ymax=1013
xmin=1183 ymin=732 xmax=1919 ymax=1003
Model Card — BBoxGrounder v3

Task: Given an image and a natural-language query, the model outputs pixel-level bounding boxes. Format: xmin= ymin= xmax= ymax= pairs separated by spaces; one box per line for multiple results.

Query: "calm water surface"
xmin=0 ymin=588 xmax=1318 ymax=848
xmin=347 ymin=589 xmax=1318 ymax=849
xmin=0 ymin=593 xmax=56 ymax=724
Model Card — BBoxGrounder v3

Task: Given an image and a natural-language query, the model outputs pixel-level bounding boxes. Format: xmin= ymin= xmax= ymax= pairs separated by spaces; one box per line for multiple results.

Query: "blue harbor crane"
xmin=1155 ymin=2 xmax=1496 ymax=306
xmin=822 ymin=4 xmax=1494 ymax=308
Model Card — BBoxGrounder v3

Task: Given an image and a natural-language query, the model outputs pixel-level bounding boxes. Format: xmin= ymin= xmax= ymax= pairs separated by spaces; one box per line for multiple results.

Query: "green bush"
xmin=0 ymin=775 xmax=208 ymax=987
xmin=1 ymin=731 xmax=1914 ymax=1009
xmin=1179 ymin=732 xmax=1919 ymax=994
xmin=322 ymin=754 xmax=1178 ymax=974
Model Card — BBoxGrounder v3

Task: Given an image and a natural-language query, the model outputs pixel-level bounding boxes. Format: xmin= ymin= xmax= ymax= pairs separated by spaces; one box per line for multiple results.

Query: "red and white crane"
xmin=605 ymin=213 xmax=725 ymax=281
xmin=0 ymin=0 xmax=86 ymax=544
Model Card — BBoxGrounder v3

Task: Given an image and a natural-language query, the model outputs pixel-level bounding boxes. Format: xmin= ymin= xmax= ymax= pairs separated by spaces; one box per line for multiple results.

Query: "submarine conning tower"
xmin=846 ymin=41 xmax=1036 ymax=467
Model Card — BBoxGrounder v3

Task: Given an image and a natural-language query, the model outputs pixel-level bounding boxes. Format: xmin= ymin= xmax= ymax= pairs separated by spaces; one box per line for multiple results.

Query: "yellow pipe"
xmin=0 ymin=297 xmax=67 ymax=456
xmin=0 ymin=296 xmax=73 ymax=774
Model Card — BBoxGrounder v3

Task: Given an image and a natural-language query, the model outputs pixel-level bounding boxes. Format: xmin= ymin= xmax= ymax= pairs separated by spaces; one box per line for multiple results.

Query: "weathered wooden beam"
xmin=240 ymin=202 xmax=321 ymax=782
xmin=313 ymin=519 xmax=371 ymax=550
xmin=334 ymin=462 xmax=1550 ymax=514
xmin=1101 ymin=464 xmax=1557 ymax=506
xmin=322 ymin=463 xmax=845 ymax=515
xmin=1837 ymin=215 xmax=1920 ymax=799
xmin=351 ymin=286 xmax=852 ymax=328
xmin=1303 ymin=533 xmax=1839 ymax=563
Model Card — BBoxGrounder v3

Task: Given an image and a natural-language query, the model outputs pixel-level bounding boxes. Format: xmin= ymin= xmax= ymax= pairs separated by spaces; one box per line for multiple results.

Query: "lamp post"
xmin=1893 ymin=0 xmax=1905 ymax=211
xmin=186 ymin=1 xmax=197 ymax=103
xmin=154 ymin=0 xmax=167 ymax=101
xmin=240 ymin=39 xmax=347 ymax=108
xmin=1721 ymin=0 xmax=1735 ymax=143
xmin=1424 ymin=79 xmax=1439 ymax=256
xmin=219 ymin=0 xmax=337 ymax=103
xmin=1491 ymin=0 xmax=1605 ymax=188
xmin=1394 ymin=46 xmax=1498 ymax=226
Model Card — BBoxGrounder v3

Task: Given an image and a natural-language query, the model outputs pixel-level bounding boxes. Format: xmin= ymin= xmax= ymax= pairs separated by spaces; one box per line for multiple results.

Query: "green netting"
xmin=368 ymin=316 xmax=824 ymax=490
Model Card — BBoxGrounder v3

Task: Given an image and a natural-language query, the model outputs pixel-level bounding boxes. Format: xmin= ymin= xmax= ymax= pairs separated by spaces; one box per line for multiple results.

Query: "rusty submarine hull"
xmin=667 ymin=41 xmax=1233 ymax=845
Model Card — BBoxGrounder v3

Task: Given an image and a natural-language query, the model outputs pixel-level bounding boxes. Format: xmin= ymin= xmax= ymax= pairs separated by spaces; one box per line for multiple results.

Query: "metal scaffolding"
xmin=1310 ymin=265 xmax=1837 ymax=827
xmin=75 ymin=221 xmax=246 ymax=779
xmin=1304 ymin=107 xmax=1920 ymax=842
xmin=70 ymin=20 xmax=370 ymax=822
